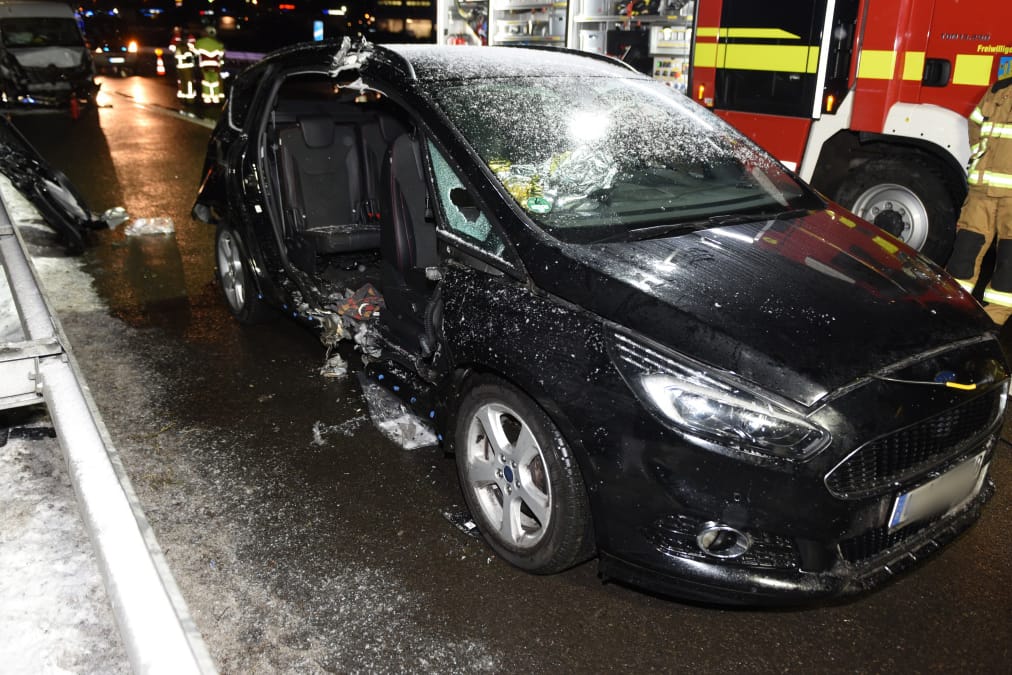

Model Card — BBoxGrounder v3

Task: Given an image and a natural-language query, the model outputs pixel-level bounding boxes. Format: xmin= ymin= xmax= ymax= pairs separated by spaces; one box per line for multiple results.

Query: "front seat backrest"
xmin=381 ymin=133 xmax=436 ymax=276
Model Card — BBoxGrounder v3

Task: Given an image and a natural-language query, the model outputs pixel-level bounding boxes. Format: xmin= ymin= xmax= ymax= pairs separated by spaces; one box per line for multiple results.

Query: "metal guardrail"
xmin=0 ymin=197 xmax=217 ymax=674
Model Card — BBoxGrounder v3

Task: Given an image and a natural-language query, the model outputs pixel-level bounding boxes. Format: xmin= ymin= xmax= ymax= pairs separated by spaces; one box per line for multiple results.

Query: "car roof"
xmin=254 ymin=39 xmax=643 ymax=84
xmin=380 ymin=44 xmax=642 ymax=82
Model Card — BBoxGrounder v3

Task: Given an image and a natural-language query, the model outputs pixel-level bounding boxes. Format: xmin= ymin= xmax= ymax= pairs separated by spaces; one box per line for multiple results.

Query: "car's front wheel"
xmin=455 ymin=377 xmax=594 ymax=574
xmin=215 ymin=223 xmax=272 ymax=323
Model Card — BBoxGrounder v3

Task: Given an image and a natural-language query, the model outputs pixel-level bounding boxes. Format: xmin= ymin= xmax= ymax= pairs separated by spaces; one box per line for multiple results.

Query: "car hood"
xmin=532 ymin=209 xmax=991 ymax=407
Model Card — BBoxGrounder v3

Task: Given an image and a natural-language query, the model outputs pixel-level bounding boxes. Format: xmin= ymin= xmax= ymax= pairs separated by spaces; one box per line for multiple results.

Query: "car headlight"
xmin=609 ymin=332 xmax=830 ymax=460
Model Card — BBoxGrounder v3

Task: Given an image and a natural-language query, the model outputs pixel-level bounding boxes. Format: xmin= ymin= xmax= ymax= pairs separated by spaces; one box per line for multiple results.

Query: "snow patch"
xmin=0 ymin=414 xmax=129 ymax=673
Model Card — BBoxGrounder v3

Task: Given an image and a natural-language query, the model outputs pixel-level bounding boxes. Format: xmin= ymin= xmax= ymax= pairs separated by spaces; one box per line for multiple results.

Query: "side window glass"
xmin=427 ymin=141 xmax=506 ymax=258
xmin=228 ymin=65 xmax=263 ymax=132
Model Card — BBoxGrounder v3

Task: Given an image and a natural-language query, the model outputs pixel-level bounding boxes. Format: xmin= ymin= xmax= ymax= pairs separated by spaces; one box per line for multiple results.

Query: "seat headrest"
xmin=299 ymin=117 xmax=335 ymax=149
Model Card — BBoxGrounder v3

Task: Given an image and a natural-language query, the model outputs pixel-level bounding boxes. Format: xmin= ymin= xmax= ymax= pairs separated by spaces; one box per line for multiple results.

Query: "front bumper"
xmin=598 ymin=477 xmax=994 ymax=605
xmin=564 ymin=333 xmax=1007 ymax=606
xmin=1 ymin=65 xmax=98 ymax=108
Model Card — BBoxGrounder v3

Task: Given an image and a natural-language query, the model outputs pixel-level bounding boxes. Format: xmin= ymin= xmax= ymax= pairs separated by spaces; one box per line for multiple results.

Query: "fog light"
xmin=696 ymin=522 xmax=752 ymax=559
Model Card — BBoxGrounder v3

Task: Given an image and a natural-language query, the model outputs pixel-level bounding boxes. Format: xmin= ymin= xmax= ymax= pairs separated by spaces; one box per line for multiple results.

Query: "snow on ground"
xmin=0 ymin=412 xmax=129 ymax=674
xmin=0 ymin=176 xmax=129 ymax=673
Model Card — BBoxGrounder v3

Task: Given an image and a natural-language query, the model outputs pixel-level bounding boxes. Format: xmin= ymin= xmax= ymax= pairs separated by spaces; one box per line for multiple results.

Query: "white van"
xmin=0 ymin=1 xmax=97 ymax=114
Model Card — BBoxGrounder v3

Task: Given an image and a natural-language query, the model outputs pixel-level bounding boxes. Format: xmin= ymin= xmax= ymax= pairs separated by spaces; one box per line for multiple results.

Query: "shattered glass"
xmin=427 ymin=140 xmax=505 ymax=257
xmin=432 ymin=76 xmax=819 ymax=243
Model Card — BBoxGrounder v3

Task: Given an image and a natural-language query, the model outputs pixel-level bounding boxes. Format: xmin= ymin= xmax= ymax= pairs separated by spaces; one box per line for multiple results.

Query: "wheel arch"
xmin=809 ymin=129 xmax=968 ymax=207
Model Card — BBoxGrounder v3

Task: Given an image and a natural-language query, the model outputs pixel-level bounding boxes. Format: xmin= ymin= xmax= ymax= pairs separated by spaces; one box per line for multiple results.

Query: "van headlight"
xmin=610 ymin=332 xmax=830 ymax=460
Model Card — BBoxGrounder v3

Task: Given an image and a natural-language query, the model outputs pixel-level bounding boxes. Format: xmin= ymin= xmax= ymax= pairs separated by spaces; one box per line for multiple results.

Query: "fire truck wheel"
xmin=835 ymin=157 xmax=956 ymax=263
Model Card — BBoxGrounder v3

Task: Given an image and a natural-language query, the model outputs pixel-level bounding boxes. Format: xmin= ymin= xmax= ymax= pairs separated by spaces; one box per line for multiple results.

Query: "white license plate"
xmin=108 ymin=57 xmax=125 ymax=64
xmin=888 ymin=452 xmax=988 ymax=532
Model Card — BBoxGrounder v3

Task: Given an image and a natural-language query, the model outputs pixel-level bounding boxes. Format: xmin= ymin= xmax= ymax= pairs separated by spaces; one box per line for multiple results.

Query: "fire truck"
xmin=683 ymin=0 xmax=1012 ymax=263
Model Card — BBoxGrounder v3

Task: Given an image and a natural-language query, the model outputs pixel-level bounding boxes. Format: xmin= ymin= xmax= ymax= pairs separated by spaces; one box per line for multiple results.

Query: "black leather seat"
xmin=277 ymin=116 xmax=380 ymax=254
xmin=379 ymin=133 xmax=438 ymax=347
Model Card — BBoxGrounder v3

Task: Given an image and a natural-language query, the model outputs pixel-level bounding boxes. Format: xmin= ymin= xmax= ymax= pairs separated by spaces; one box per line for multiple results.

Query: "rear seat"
xmin=277 ymin=116 xmax=380 ymax=254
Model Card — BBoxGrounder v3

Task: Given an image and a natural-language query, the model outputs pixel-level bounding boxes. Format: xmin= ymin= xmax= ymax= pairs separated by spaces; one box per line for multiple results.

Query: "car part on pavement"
xmin=0 ymin=115 xmax=106 ymax=252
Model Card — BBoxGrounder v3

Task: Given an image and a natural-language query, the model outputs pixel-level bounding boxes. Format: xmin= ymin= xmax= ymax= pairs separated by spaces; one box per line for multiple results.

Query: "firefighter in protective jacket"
xmin=171 ymin=29 xmax=197 ymax=103
xmin=947 ymin=57 xmax=1012 ymax=324
xmin=194 ymin=27 xmax=225 ymax=105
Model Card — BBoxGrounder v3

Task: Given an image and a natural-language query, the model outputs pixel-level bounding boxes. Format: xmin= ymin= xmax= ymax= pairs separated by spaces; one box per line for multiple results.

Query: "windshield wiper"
xmin=705 ymin=208 xmax=811 ymax=228
xmin=594 ymin=220 xmax=710 ymax=244
xmin=594 ymin=208 xmax=811 ymax=244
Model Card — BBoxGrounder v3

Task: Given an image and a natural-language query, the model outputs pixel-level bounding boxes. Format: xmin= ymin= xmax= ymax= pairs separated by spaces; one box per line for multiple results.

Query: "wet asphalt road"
xmin=10 ymin=75 xmax=1012 ymax=672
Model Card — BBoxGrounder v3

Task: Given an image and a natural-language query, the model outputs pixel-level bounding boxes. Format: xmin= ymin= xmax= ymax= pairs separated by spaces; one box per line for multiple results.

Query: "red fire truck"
xmin=689 ymin=0 xmax=1012 ymax=262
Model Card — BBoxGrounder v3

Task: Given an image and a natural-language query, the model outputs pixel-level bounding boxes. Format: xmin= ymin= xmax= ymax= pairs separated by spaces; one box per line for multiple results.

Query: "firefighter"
xmin=194 ymin=27 xmax=225 ymax=105
xmin=172 ymin=30 xmax=197 ymax=103
xmin=946 ymin=56 xmax=1012 ymax=324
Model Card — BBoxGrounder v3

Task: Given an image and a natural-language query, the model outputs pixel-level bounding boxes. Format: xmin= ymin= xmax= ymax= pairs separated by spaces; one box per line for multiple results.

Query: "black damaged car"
xmin=192 ymin=39 xmax=1009 ymax=604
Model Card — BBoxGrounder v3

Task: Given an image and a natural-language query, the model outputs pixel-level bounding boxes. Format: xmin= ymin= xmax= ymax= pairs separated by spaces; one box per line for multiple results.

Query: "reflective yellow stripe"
xmin=718 ymin=28 xmax=801 ymax=40
xmin=981 ymin=170 xmax=1012 ymax=189
xmin=953 ymin=54 xmax=994 ymax=86
xmin=693 ymin=43 xmax=819 ymax=73
xmin=902 ymin=51 xmax=925 ymax=81
xmin=970 ymin=107 xmax=985 ymax=125
xmin=858 ymin=50 xmax=896 ymax=79
xmin=955 ymin=278 xmax=976 ymax=293
xmin=723 ymin=44 xmax=820 ymax=73
xmin=839 ymin=216 xmax=857 ymax=228
xmin=696 ymin=26 xmax=801 ymax=40
xmin=983 ymin=122 xmax=1012 ymax=139
xmin=945 ymin=381 xmax=977 ymax=391
xmin=984 ymin=286 xmax=1012 ymax=306
xmin=694 ymin=42 xmax=718 ymax=68
xmin=969 ymin=170 xmax=983 ymax=185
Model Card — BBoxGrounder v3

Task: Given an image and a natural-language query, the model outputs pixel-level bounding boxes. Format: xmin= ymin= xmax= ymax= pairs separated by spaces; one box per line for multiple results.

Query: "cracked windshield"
xmin=435 ymin=76 xmax=822 ymax=243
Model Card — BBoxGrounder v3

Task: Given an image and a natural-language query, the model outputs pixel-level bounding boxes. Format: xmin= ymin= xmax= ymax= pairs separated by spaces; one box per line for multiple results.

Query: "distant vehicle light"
xmin=127 ymin=40 xmax=138 ymax=53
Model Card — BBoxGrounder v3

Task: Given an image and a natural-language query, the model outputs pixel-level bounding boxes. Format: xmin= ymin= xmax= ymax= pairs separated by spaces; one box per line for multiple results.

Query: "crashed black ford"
xmin=192 ymin=40 xmax=1009 ymax=605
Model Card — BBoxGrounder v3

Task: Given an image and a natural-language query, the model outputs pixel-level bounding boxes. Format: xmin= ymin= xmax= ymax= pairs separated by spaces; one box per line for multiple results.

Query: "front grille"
xmin=839 ymin=478 xmax=995 ymax=564
xmin=839 ymin=523 xmax=930 ymax=563
xmin=825 ymin=391 xmax=1000 ymax=498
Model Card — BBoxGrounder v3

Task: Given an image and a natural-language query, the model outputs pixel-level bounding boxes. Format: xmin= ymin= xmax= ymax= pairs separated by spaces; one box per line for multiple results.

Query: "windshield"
xmin=1 ymin=18 xmax=83 ymax=48
xmin=432 ymin=76 xmax=823 ymax=243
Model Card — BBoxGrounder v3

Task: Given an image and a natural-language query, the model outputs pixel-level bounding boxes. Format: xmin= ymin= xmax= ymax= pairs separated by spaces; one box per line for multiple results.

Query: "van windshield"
xmin=1 ymin=18 xmax=84 ymax=48
xmin=432 ymin=76 xmax=823 ymax=244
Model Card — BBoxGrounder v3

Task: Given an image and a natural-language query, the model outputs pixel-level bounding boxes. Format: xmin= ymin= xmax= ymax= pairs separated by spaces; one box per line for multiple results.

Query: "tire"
xmin=834 ymin=156 xmax=957 ymax=263
xmin=215 ymin=223 xmax=273 ymax=323
xmin=454 ymin=377 xmax=594 ymax=574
